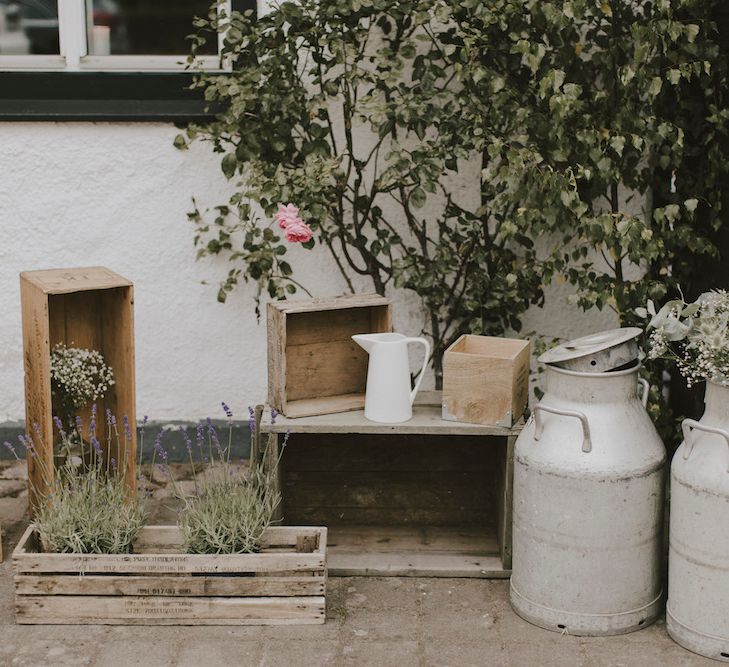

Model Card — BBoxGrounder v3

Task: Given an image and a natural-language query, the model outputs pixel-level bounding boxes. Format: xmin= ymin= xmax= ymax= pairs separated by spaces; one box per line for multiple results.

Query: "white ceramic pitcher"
xmin=352 ymin=333 xmax=430 ymax=423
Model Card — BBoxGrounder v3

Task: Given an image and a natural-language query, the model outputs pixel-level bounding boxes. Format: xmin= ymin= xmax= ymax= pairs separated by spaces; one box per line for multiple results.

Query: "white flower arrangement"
xmin=50 ymin=344 xmax=115 ymax=411
xmin=640 ymin=290 xmax=729 ymax=387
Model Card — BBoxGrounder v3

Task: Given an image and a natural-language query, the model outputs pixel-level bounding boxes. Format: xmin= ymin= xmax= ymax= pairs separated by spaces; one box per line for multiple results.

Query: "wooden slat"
xmin=325 ymin=524 xmax=506 ymax=578
xmin=132 ymin=525 xmax=322 ymax=551
xmin=284 ymin=506 xmax=495 ymax=527
xmin=271 ymin=293 xmax=389 ymax=314
xmin=261 ymin=393 xmax=524 ymax=436
xmin=19 ymin=267 xmax=132 ymax=294
xmin=285 ymin=308 xmax=373 ymax=346
xmin=15 ymin=575 xmax=325 ymax=597
xmin=328 ymin=552 xmax=508 ymax=578
xmin=282 ymin=434 xmax=500 ymax=472
xmin=283 ymin=394 xmax=366 ymax=419
xmin=285 ymin=339 xmax=367 ymax=401
xmin=15 ymin=595 xmax=326 ymax=625
xmin=20 ymin=277 xmax=54 ymax=514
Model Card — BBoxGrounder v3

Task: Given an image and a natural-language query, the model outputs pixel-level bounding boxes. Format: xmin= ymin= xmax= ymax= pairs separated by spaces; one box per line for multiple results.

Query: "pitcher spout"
xmin=352 ymin=332 xmax=405 ymax=353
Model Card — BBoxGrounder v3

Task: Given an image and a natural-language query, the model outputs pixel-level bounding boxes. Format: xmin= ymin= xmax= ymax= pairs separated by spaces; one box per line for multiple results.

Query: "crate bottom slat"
xmin=15 ymin=595 xmax=326 ymax=625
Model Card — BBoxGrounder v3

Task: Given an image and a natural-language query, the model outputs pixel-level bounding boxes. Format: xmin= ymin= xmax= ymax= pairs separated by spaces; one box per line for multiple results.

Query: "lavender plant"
xmin=641 ymin=290 xmax=729 ymax=387
xmin=157 ymin=403 xmax=283 ymax=555
xmin=7 ymin=409 xmax=145 ymax=554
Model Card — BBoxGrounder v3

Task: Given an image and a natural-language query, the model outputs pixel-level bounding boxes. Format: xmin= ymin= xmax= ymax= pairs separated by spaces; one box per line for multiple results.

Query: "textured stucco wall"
xmin=0 ymin=122 xmax=615 ymax=424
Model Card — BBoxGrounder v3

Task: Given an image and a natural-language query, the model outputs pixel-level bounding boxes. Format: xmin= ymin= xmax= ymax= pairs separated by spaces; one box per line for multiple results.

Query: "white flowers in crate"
xmin=640 ymin=290 xmax=729 ymax=387
xmin=50 ymin=344 xmax=115 ymax=411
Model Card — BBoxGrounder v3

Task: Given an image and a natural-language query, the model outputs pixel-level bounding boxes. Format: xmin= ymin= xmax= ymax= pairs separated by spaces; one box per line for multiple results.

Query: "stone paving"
xmin=0 ymin=460 xmax=718 ymax=666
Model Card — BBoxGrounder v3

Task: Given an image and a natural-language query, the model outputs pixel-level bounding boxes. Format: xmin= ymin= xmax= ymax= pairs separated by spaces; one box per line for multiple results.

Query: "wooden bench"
xmin=255 ymin=391 xmax=522 ymax=578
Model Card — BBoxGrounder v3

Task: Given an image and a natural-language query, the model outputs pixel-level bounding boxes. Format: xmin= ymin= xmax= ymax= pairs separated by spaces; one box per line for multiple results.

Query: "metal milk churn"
xmin=667 ymin=380 xmax=729 ymax=661
xmin=510 ymin=328 xmax=666 ymax=636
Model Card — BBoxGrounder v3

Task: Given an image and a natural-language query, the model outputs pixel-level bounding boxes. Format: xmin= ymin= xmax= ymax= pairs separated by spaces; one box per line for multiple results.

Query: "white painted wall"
xmin=0 ymin=121 xmax=615 ymax=423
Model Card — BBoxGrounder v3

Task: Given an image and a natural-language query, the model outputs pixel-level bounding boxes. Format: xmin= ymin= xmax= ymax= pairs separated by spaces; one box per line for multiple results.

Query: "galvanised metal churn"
xmin=510 ymin=328 xmax=666 ymax=636
xmin=667 ymin=380 xmax=729 ymax=661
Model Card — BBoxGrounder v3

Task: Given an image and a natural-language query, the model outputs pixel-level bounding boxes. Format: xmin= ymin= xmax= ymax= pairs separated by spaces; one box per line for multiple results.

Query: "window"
xmin=0 ymin=0 xmax=255 ymax=120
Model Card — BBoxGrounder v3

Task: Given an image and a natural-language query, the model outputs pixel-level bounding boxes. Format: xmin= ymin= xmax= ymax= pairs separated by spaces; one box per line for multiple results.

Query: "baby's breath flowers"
xmin=50 ymin=344 xmax=115 ymax=412
xmin=640 ymin=290 xmax=729 ymax=387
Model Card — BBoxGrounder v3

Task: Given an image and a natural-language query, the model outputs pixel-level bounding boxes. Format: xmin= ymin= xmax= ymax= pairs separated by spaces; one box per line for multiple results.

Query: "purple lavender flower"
xmin=180 ymin=426 xmax=193 ymax=456
xmin=75 ymin=415 xmax=83 ymax=433
xmin=90 ymin=404 xmax=97 ymax=436
xmin=110 ymin=414 xmax=117 ymax=427
xmin=195 ymin=421 xmax=204 ymax=451
xmin=3 ymin=441 xmax=16 ymax=458
xmin=248 ymin=406 xmax=256 ymax=434
xmin=122 ymin=415 xmax=132 ymax=440
xmin=91 ymin=436 xmax=103 ymax=457
xmin=270 ymin=407 xmax=278 ymax=424
xmin=142 ymin=415 xmax=149 ymax=426
xmin=153 ymin=430 xmax=168 ymax=462
xmin=19 ymin=434 xmax=34 ymax=452
xmin=32 ymin=422 xmax=41 ymax=436
xmin=207 ymin=418 xmax=223 ymax=459
xmin=111 ymin=457 xmax=118 ymax=473
xmin=53 ymin=416 xmax=64 ymax=431
xmin=222 ymin=401 xmax=233 ymax=420
xmin=105 ymin=408 xmax=112 ymax=424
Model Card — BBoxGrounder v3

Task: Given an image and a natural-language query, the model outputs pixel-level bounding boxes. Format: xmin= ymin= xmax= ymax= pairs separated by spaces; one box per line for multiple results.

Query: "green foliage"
xmin=34 ymin=462 xmax=146 ymax=554
xmin=181 ymin=0 xmax=547 ymax=383
xmin=452 ymin=0 xmax=719 ymax=325
xmin=178 ymin=466 xmax=281 ymax=554
xmin=157 ymin=414 xmax=282 ymax=555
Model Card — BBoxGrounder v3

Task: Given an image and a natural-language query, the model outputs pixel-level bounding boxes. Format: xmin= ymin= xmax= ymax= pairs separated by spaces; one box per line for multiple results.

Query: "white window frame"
xmin=0 ymin=0 xmax=230 ymax=72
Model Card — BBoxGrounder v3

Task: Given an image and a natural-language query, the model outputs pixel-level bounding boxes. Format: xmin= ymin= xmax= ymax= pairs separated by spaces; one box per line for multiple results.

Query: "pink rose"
xmin=284 ymin=219 xmax=314 ymax=243
xmin=275 ymin=203 xmax=300 ymax=229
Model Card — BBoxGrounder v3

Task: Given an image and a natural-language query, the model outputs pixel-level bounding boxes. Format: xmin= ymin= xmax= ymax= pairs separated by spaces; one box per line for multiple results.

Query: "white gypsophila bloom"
xmin=50 ymin=345 xmax=115 ymax=410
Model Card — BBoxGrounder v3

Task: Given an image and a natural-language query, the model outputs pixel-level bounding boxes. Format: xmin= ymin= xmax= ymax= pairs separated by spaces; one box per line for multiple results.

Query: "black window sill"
xmin=0 ymin=71 xmax=215 ymax=122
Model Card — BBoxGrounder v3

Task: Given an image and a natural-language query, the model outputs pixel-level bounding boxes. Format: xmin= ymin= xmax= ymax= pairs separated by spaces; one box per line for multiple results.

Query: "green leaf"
xmin=410 ymin=187 xmax=426 ymax=209
xmin=221 ymin=154 xmax=237 ymax=179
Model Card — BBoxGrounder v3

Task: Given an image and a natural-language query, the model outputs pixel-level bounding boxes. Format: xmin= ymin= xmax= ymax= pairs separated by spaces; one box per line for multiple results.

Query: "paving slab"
xmin=0 ymin=466 xmax=721 ymax=667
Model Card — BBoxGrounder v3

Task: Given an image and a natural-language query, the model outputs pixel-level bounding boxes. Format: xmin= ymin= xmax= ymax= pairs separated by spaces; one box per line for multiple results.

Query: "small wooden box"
xmin=267 ymin=294 xmax=392 ymax=418
xmin=13 ymin=525 xmax=327 ymax=625
xmin=442 ymin=335 xmax=530 ymax=427
xmin=20 ymin=267 xmax=137 ymax=511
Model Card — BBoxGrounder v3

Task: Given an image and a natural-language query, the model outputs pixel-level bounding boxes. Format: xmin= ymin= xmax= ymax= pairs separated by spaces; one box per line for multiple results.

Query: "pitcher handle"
xmin=533 ymin=404 xmax=592 ymax=453
xmin=637 ymin=378 xmax=650 ymax=408
xmin=405 ymin=337 xmax=431 ymax=406
xmin=681 ymin=418 xmax=729 ymax=472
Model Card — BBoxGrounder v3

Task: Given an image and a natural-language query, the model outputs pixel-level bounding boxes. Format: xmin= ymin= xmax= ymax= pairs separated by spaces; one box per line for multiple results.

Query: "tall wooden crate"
xmin=20 ymin=267 xmax=137 ymax=511
xmin=267 ymin=294 xmax=392 ymax=418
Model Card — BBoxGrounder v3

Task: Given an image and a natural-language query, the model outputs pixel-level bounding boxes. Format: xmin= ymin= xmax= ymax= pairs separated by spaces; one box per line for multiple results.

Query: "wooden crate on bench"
xmin=267 ymin=293 xmax=392 ymax=418
xmin=13 ymin=525 xmax=327 ymax=625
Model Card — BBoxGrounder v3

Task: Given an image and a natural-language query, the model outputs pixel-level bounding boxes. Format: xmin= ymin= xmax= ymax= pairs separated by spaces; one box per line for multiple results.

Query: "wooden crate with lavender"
xmin=13 ymin=524 xmax=327 ymax=625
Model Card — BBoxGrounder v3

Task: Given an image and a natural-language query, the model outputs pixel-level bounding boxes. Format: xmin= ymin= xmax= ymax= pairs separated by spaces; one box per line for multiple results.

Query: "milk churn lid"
xmin=538 ymin=327 xmax=642 ymax=372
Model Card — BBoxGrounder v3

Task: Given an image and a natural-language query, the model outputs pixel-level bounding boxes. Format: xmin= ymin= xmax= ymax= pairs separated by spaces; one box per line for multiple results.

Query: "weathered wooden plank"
xmin=282 ymin=436 xmax=500 ymax=471
xmin=273 ymin=293 xmax=389 ymax=314
xmin=261 ymin=394 xmax=524 ymax=436
xmin=286 ymin=339 xmax=367 ymax=401
xmin=20 ymin=267 xmax=132 ymax=294
xmin=328 ymin=552 xmax=508 ymax=578
xmin=15 ymin=575 xmax=325 ymax=597
xmin=283 ymin=394 xmax=366 ymax=419
xmin=285 ymin=307 xmax=374 ymax=346
xmin=326 ymin=525 xmax=499 ymax=555
xmin=132 ymin=526 xmax=322 ymax=551
xmin=15 ymin=595 xmax=326 ymax=625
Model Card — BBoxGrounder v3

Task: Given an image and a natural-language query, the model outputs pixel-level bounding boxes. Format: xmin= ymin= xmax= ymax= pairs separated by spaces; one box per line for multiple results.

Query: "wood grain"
xmin=266 ymin=294 xmax=392 ymax=418
xmin=13 ymin=525 xmax=328 ymax=625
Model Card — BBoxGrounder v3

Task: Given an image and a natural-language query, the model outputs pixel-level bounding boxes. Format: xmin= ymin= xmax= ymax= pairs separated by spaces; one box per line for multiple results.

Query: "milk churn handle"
xmin=533 ymin=404 xmax=592 ymax=453
xmin=637 ymin=378 xmax=650 ymax=408
xmin=681 ymin=418 xmax=729 ymax=471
